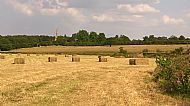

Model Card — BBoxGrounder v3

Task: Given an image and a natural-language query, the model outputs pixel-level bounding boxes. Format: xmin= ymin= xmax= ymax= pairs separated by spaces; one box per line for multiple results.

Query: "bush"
xmin=119 ymin=47 xmax=127 ymax=54
xmin=111 ymin=47 xmax=128 ymax=58
xmin=171 ymin=47 xmax=184 ymax=55
xmin=154 ymin=53 xmax=190 ymax=97
xmin=142 ymin=49 xmax=149 ymax=57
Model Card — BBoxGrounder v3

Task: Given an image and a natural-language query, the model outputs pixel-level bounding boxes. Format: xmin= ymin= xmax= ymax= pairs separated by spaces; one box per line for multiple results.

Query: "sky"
xmin=0 ymin=0 xmax=190 ymax=39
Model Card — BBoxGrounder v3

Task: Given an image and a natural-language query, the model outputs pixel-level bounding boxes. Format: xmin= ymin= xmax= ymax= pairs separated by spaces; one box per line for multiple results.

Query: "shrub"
xmin=111 ymin=47 xmax=128 ymax=58
xmin=154 ymin=53 xmax=190 ymax=97
xmin=142 ymin=49 xmax=149 ymax=57
xmin=171 ymin=47 xmax=184 ymax=55
xmin=119 ymin=47 xmax=127 ymax=54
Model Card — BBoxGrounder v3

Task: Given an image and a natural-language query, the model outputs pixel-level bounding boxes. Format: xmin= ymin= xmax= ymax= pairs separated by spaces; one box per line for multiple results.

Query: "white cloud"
xmin=132 ymin=15 xmax=144 ymax=18
xmin=7 ymin=0 xmax=86 ymax=22
xmin=119 ymin=15 xmax=145 ymax=22
xmin=8 ymin=0 xmax=33 ymax=16
xmin=154 ymin=0 xmax=160 ymax=4
xmin=66 ymin=8 xmax=86 ymax=22
xmin=162 ymin=15 xmax=184 ymax=25
xmin=40 ymin=7 xmax=87 ymax=22
xmin=187 ymin=13 xmax=190 ymax=17
xmin=117 ymin=4 xmax=160 ymax=14
xmin=40 ymin=8 xmax=61 ymax=15
xmin=93 ymin=13 xmax=144 ymax=22
xmin=93 ymin=14 xmax=114 ymax=22
xmin=54 ymin=0 xmax=68 ymax=7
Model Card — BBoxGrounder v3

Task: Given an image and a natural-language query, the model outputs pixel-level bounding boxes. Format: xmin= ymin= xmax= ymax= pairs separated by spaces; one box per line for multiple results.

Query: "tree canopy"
xmin=0 ymin=30 xmax=189 ymax=51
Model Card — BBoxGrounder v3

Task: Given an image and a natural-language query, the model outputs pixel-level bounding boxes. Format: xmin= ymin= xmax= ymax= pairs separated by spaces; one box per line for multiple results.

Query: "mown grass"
xmin=1 ymin=75 xmax=81 ymax=105
xmin=6 ymin=45 xmax=190 ymax=54
xmin=0 ymin=54 xmax=188 ymax=105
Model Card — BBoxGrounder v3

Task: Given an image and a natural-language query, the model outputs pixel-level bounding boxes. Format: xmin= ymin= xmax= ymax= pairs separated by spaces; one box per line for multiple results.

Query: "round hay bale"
xmin=27 ymin=54 xmax=30 ymax=56
xmin=99 ymin=56 xmax=107 ymax=62
xmin=36 ymin=54 xmax=40 ymax=56
xmin=129 ymin=59 xmax=136 ymax=65
xmin=48 ymin=57 xmax=57 ymax=62
xmin=0 ymin=55 xmax=5 ymax=59
xmin=72 ymin=56 xmax=80 ymax=62
xmin=14 ymin=58 xmax=25 ymax=64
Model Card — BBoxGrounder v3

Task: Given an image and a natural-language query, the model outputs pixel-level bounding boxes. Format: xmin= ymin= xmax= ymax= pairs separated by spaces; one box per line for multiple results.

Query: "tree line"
xmin=0 ymin=30 xmax=190 ymax=51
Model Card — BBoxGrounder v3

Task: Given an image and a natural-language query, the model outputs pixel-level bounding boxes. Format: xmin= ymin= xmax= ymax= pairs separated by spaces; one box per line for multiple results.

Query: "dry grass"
xmin=9 ymin=45 xmax=190 ymax=54
xmin=0 ymin=55 xmax=5 ymax=59
xmin=128 ymin=53 xmax=144 ymax=58
xmin=0 ymin=54 xmax=188 ymax=106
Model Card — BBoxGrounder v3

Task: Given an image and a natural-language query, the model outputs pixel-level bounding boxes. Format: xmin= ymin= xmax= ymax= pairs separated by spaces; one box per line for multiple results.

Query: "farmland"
xmin=9 ymin=44 xmax=190 ymax=55
xmin=0 ymin=0 xmax=190 ymax=105
xmin=0 ymin=53 xmax=188 ymax=105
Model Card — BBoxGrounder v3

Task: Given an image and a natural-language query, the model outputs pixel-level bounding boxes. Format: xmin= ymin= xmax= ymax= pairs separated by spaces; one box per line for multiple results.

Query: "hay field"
xmin=10 ymin=44 xmax=190 ymax=54
xmin=0 ymin=54 xmax=187 ymax=106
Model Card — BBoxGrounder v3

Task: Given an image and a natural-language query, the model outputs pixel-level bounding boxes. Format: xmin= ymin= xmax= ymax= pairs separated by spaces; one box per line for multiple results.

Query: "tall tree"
xmin=179 ymin=35 xmax=185 ymax=40
xmin=89 ymin=31 xmax=98 ymax=42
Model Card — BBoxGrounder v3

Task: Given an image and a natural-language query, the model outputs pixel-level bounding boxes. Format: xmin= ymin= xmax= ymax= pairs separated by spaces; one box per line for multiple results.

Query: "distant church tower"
xmin=55 ymin=28 xmax=58 ymax=41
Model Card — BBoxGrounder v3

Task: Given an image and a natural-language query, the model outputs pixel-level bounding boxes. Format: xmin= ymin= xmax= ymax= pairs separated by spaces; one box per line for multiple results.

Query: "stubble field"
xmin=0 ymin=54 xmax=187 ymax=106
xmin=10 ymin=45 xmax=190 ymax=54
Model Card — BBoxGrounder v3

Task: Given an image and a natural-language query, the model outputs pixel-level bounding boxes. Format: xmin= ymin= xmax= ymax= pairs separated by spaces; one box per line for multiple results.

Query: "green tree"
xmin=179 ymin=35 xmax=185 ymax=40
xmin=71 ymin=30 xmax=90 ymax=43
xmin=89 ymin=31 xmax=98 ymax=42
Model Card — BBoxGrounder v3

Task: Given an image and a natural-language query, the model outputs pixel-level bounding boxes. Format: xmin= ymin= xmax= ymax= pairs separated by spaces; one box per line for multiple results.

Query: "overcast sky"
xmin=0 ymin=0 xmax=190 ymax=39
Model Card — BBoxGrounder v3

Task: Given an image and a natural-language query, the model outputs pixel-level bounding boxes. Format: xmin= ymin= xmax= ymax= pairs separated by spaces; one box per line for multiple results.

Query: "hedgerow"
xmin=154 ymin=48 xmax=190 ymax=97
